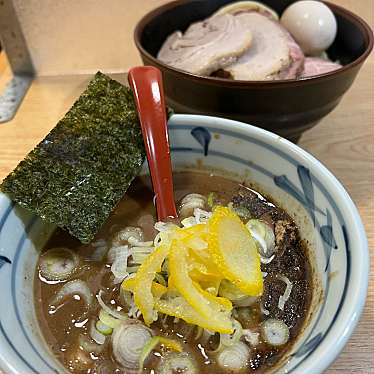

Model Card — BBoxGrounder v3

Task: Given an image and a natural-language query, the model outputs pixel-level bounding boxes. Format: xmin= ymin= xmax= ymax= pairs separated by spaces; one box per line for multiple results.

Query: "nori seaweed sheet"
xmin=1 ymin=72 xmax=145 ymax=243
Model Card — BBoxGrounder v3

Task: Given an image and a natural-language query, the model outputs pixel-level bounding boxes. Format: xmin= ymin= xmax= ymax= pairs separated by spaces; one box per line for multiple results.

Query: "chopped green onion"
xmin=39 ymin=248 xmax=79 ymax=281
xmin=221 ymin=320 xmax=243 ymax=347
xmin=261 ymin=319 xmax=290 ymax=346
xmin=218 ymin=280 xmax=257 ymax=308
xmin=217 ymin=341 xmax=250 ymax=370
xmin=161 ymin=259 xmax=169 ymax=274
xmin=131 ymin=252 xmax=150 ymax=264
xmin=179 ymin=194 xmax=206 ymax=219
xmin=246 ymin=219 xmax=275 ymax=258
xmin=112 ymin=226 xmax=144 ymax=247
xmin=127 ymin=265 xmax=140 ymax=273
xmin=112 ymin=322 xmax=152 ymax=372
xmin=89 ymin=320 xmax=106 ymax=345
xmin=99 ymin=309 xmax=122 ymax=329
xmin=95 ymin=320 xmax=113 ymax=336
xmin=181 ymin=216 xmax=197 ymax=228
xmin=209 ymin=320 xmax=243 ymax=353
xmin=154 ymin=273 xmax=167 ymax=286
xmin=96 ymin=290 xmax=129 ymax=321
xmin=207 ymin=192 xmax=215 ymax=208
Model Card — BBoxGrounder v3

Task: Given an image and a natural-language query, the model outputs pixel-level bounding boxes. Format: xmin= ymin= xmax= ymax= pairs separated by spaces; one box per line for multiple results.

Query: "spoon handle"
xmin=128 ymin=66 xmax=178 ymax=221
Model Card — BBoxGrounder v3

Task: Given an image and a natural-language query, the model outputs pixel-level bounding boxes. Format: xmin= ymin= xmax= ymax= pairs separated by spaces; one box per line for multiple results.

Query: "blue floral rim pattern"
xmin=0 ymin=121 xmax=354 ymax=374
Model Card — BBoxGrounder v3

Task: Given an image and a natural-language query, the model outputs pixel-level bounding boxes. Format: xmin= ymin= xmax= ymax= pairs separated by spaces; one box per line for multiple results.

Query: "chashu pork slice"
xmin=301 ymin=57 xmax=342 ymax=78
xmin=157 ymin=14 xmax=253 ymax=76
xmin=225 ymin=12 xmax=304 ymax=80
xmin=213 ymin=0 xmax=279 ymax=21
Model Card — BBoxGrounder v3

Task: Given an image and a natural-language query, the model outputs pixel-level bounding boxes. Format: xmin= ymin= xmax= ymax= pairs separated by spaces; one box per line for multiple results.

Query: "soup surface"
xmin=35 ymin=171 xmax=312 ymax=373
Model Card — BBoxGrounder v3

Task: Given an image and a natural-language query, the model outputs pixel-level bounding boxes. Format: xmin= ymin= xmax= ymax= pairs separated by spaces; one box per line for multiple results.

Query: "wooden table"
xmin=0 ymin=1 xmax=373 ymax=372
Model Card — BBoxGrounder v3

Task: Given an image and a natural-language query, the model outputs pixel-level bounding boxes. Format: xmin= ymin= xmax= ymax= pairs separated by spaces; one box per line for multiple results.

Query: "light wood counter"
xmin=0 ymin=1 xmax=373 ymax=373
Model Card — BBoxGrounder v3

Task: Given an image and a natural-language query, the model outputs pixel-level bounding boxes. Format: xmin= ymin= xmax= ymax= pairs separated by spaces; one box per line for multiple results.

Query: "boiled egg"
xmin=281 ymin=0 xmax=337 ymax=55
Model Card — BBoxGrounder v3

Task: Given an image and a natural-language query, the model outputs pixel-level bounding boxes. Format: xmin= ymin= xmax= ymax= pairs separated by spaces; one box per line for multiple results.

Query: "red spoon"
xmin=128 ymin=66 xmax=178 ymax=221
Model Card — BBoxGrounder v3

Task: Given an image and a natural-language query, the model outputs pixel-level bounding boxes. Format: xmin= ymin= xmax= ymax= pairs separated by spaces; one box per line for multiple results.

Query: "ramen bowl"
xmin=0 ymin=114 xmax=368 ymax=373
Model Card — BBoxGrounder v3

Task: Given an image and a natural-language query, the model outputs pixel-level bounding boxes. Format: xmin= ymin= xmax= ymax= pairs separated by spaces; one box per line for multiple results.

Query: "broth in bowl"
xmin=34 ymin=171 xmax=312 ymax=373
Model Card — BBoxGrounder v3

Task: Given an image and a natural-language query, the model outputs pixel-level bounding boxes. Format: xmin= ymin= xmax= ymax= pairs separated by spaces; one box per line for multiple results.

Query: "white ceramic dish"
xmin=0 ymin=114 xmax=368 ymax=373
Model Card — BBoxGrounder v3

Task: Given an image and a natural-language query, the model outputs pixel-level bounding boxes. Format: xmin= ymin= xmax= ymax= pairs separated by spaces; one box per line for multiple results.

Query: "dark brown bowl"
xmin=134 ymin=0 xmax=373 ymax=141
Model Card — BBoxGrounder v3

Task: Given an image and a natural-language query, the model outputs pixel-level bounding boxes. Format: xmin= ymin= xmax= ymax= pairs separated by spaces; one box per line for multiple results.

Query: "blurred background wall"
xmin=12 ymin=0 xmax=169 ymax=76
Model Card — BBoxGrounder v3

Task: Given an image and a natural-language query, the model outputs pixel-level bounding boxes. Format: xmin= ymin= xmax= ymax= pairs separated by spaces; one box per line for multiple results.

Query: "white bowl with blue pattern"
xmin=0 ymin=114 xmax=368 ymax=374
